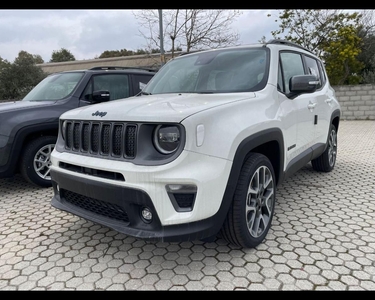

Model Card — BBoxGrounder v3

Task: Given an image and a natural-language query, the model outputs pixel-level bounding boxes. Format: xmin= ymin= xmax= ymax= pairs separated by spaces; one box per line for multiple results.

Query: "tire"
xmin=311 ymin=124 xmax=337 ymax=172
xmin=220 ymin=153 xmax=276 ymax=248
xmin=20 ymin=136 xmax=56 ymax=188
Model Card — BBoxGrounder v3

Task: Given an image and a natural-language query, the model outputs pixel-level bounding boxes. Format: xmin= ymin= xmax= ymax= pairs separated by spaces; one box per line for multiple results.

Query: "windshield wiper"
xmin=197 ymin=91 xmax=214 ymax=94
xmin=138 ymin=91 xmax=152 ymax=96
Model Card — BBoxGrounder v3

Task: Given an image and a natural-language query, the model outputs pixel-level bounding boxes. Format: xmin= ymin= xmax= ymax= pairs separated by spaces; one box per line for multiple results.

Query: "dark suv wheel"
xmin=20 ymin=136 xmax=56 ymax=187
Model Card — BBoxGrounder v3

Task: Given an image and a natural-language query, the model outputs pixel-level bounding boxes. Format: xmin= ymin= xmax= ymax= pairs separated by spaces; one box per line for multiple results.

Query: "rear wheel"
xmin=312 ymin=124 xmax=337 ymax=172
xmin=20 ymin=136 xmax=56 ymax=187
xmin=220 ymin=153 xmax=276 ymax=248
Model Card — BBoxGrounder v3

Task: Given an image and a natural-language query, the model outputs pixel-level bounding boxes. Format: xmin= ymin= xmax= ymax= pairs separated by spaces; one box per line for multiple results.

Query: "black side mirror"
xmin=289 ymin=75 xmax=319 ymax=97
xmin=92 ymin=90 xmax=110 ymax=103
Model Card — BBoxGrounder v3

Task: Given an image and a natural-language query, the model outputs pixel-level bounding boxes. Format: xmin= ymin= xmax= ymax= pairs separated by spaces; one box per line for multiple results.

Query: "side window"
xmin=304 ymin=56 xmax=322 ymax=89
xmin=82 ymin=74 xmax=130 ymax=101
xmin=317 ymin=60 xmax=327 ymax=87
xmin=277 ymin=61 xmax=285 ymax=93
xmin=280 ymin=52 xmax=305 ymax=94
xmin=132 ymin=74 xmax=154 ymax=95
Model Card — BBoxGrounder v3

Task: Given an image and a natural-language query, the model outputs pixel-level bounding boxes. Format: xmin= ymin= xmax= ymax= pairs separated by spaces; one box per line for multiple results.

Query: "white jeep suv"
xmin=50 ymin=40 xmax=340 ymax=248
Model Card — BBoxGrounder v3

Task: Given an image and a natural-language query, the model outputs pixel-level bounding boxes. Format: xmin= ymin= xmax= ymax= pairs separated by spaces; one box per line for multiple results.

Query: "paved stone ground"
xmin=0 ymin=120 xmax=374 ymax=290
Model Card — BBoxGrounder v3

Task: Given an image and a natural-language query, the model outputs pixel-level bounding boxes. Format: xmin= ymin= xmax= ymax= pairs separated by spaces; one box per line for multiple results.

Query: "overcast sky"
xmin=0 ymin=9 xmax=281 ymax=63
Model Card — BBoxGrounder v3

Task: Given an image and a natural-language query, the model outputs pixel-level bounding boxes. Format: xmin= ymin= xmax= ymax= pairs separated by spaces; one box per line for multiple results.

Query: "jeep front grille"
xmin=63 ymin=121 xmax=137 ymax=159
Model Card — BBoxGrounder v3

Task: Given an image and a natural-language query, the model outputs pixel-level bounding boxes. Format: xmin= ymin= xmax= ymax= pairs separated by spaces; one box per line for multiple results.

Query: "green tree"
xmin=0 ymin=56 xmax=9 ymax=66
xmin=358 ymin=33 xmax=375 ymax=78
xmin=0 ymin=57 xmax=11 ymax=99
xmin=16 ymin=50 xmax=44 ymax=64
xmin=98 ymin=48 xmax=135 ymax=58
xmin=323 ymin=26 xmax=364 ymax=85
xmin=356 ymin=10 xmax=375 ymax=83
xmin=269 ymin=9 xmax=364 ymax=84
xmin=98 ymin=48 xmax=161 ymax=59
xmin=0 ymin=51 xmax=47 ymax=100
xmin=98 ymin=50 xmax=122 ymax=58
xmin=32 ymin=54 xmax=44 ymax=64
xmin=270 ymin=10 xmax=361 ymax=55
xmin=50 ymin=48 xmax=75 ymax=62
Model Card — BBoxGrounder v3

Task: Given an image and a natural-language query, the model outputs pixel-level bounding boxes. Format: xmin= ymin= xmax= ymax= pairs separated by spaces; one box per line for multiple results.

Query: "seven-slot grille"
xmin=63 ymin=120 xmax=137 ymax=159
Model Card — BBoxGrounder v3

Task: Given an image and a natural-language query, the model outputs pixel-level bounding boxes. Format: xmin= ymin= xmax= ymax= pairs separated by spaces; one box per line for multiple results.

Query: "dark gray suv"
xmin=0 ymin=66 xmax=156 ymax=187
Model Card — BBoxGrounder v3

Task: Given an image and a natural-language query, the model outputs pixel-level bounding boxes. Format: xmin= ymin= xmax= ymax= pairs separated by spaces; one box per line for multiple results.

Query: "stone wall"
xmin=333 ymin=84 xmax=375 ymax=120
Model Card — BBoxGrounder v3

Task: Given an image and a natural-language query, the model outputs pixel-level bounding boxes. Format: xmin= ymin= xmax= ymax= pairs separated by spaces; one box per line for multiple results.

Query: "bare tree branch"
xmin=133 ymin=9 xmax=242 ymax=57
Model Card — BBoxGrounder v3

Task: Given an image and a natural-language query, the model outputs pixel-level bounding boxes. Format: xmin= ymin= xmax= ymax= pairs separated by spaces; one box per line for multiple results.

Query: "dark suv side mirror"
xmin=289 ymin=75 xmax=319 ymax=98
xmin=92 ymin=90 xmax=110 ymax=103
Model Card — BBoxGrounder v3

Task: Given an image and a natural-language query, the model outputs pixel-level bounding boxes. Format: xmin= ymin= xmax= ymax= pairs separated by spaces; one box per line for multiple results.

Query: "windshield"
xmin=143 ymin=47 xmax=269 ymax=95
xmin=22 ymin=72 xmax=84 ymax=101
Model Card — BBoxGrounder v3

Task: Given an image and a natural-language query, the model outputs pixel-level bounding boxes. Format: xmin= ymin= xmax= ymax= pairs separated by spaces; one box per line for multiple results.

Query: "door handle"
xmin=308 ymin=102 xmax=317 ymax=110
xmin=326 ymin=98 xmax=333 ymax=104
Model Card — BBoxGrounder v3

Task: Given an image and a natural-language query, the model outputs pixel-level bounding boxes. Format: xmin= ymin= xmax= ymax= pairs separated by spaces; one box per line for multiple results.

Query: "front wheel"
xmin=220 ymin=153 xmax=276 ymax=248
xmin=20 ymin=136 xmax=56 ymax=188
xmin=311 ymin=124 xmax=337 ymax=172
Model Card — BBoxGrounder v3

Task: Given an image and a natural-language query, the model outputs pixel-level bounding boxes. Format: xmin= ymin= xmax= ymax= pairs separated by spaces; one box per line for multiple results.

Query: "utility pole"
xmin=158 ymin=9 xmax=165 ymax=67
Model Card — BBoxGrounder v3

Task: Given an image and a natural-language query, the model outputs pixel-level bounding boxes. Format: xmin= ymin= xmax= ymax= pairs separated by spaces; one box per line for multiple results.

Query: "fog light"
xmin=141 ymin=207 xmax=152 ymax=223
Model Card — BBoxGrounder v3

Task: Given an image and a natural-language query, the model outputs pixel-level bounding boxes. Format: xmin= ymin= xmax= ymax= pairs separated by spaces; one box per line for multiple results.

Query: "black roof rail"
xmin=89 ymin=66 xmax=157 ymax=72
xmin=266 ymin=39 xmax=313 ymax=54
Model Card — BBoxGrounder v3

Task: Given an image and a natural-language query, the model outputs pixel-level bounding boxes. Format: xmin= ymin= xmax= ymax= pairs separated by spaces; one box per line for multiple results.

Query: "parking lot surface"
xmin=0 ymin=120 xmax=374 ymax=291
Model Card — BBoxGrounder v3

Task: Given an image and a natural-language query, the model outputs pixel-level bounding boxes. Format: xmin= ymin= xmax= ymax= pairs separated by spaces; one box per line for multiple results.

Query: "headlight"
xmin=153 ymin=125 xmax=181 ymax=154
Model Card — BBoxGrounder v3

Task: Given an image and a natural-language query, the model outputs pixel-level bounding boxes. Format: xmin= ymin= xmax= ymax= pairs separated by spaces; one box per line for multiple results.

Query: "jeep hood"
xmin=0 ymin=100 xmax=54 ymax=113
xmin=62 ymin=93 xmax=256 ymax=122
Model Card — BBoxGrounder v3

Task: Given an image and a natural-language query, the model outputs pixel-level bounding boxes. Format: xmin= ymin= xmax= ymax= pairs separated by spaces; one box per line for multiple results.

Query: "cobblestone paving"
xmin=0 ymin=120 xmax=374 ymax=290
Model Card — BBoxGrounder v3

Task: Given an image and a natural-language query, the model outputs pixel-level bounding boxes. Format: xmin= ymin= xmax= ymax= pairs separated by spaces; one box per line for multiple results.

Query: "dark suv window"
xmin=23 ymin=72 xmax=85 ymax=101
xmin=132 ymin=74 xmax=155 ymax=95
xmin=82 ymin=74 xmax=130 ymax=101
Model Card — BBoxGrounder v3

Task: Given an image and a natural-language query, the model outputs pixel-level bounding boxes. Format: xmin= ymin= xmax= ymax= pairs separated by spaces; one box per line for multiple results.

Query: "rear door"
xmin=308 ymin=58 xmax=332 ymax=145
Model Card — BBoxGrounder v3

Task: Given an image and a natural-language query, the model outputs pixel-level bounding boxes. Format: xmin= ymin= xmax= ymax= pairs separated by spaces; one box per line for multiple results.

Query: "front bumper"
xmin=50 ymin=150 xmax=232 ymax=242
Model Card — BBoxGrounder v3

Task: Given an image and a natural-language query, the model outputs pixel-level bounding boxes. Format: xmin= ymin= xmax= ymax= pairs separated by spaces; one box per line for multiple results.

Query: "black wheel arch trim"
xmin=324 ymin=109 xmax=340 ymax=152
xmin=206 ymin=127 xmax=285 ymax=236
xmin=228 ymin=127 xmax=284 ymax=186
xmin=331 ymin=109 xmax=341 ymax=130
xmin=3 ymin=122 xmax=58 ymax=176
xmin=333 ymin=108 xmax=341 ymax=119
